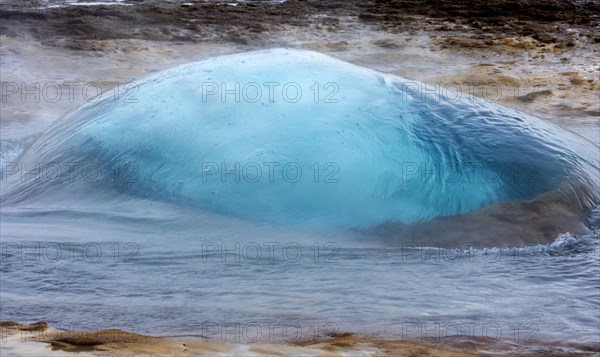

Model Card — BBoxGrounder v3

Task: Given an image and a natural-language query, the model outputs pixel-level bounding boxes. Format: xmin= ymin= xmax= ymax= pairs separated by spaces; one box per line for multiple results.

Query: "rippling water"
xmin=1 ymin=207 xmax=599 ymax=353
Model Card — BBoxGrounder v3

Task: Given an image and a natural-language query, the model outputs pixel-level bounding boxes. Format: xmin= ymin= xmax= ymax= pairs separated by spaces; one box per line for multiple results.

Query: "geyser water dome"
xmin=2 ymin=49 xmax=598 ymax=240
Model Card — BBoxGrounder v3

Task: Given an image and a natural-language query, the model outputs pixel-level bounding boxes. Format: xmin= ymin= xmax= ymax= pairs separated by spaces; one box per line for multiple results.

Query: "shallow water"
xmin=1 ymin=205 xmax=599 ymax=353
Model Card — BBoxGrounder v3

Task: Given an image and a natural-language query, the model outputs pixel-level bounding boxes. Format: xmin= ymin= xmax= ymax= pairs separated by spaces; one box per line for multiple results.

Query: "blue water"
xmin=1 ymin=49 xmax=599 ymax=354
xmin=2 ymin=49 xmax=598 ymax=229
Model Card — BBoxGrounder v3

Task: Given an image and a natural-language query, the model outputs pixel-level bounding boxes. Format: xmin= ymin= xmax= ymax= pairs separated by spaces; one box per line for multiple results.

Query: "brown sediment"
xmin=4 ymin=322 xmax=599 ymax=356
xmin=1 ymin=0 xmax=598 ymax=142
xmin=296 ymin=332 xmax=486 ymax=357
xmin=38 ymin=330 xmax=229 ymax=356
xmin=0 ymin=321 xmax=48 ymax=331
xmin=1 ymin=321 xmax=487 ymax=356
xmin=15 ymin=324 xmax=593 ymax=357
xmin=1 ymin=0 xmax=598 ymax=44
xmin=1 ymin=321 xmax=232 ymax=355
xmin=516 ymin=89 xmax=553 ymax=103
